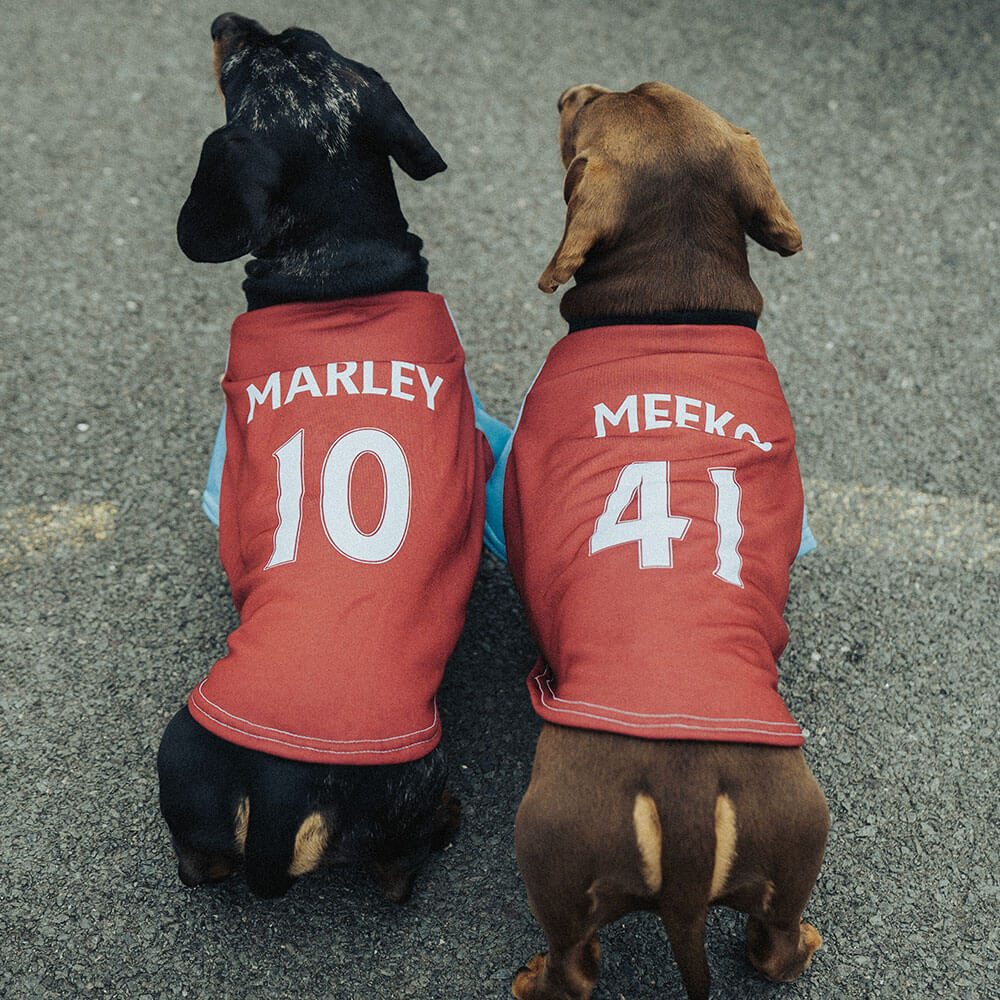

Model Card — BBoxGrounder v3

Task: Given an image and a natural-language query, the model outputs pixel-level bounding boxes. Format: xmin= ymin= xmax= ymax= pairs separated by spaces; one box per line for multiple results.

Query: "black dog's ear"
xmin=177 ymin=122 xmax=282 ymax=262
xmin=371 ymin=81 xmax=446 ymax=181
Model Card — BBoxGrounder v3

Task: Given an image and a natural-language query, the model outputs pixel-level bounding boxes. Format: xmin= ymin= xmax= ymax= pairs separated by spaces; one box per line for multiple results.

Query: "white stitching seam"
xmin=531 ymin=670 xmax=801 ymax=736
xmin=191 ymin=680 xmax=440 ymax=756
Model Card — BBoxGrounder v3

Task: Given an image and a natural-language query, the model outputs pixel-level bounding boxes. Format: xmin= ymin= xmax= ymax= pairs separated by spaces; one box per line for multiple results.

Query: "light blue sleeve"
xmin=797 ymin=509 xmax=817 ymax=558
xmin=467 ymin=385 xmax=512 ymax=562
xmin=202 ymin=409 xmax=226 ymax=527
xmin=485 ymin=432 xmax=513 ymax=564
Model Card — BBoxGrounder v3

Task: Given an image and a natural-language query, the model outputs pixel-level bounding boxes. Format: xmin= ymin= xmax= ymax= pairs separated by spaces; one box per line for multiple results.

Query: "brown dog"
xmin=504 ymin=84 xmax=828 ymax=1000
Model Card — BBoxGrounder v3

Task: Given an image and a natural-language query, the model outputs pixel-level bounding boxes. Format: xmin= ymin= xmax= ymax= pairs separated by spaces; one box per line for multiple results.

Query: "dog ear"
xmin=176 ymin=122 xmax=282 ymax=263
xmin=371 ymin=81 xmax=447 ymax=180
xmin=539 ymin=152 xmax=624 ymax=292
xmin=732 ymin=131 xmax=802 ymax=256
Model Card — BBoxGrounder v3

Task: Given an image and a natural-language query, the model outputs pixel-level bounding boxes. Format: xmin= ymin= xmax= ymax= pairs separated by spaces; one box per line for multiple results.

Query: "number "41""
xmin=590 ymin=461 xmax=744 ymax=587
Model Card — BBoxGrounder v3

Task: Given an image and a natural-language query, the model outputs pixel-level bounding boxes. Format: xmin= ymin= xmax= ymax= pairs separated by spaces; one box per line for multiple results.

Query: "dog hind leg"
xmin=746 ymin=912 xmax=822 ymax=984
xmin=512 ymin=934 xmax=601 ymax=1000
xmin=657 ymin=906 xmax=711 ymax=1000
xmin=740 ymin=761 xmax=828 ymax=983
xmin=743 ymin=852 xmax=825 ymax=984
xmin=513 ymin=793 xmax=622 ymax=1000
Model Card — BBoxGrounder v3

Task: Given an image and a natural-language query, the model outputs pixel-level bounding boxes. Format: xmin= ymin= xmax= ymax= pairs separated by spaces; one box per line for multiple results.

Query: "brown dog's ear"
xmin=732 ymin=130 xmax=802 ymax=256
xmin=539 ymin=153 xmax=624 ymax=292
xmin=177 ymin=122 xmax=282 ymax=262
xmin=370 ymin=80 xmax=447 ymax=181
xmin=557 ymin=83 xmax=611 ymax=114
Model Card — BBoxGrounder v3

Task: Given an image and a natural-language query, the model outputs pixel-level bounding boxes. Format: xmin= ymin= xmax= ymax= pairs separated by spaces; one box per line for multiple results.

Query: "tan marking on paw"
xmin=633 ymin=793 xmax=662 ymax=893
xmin=512 ymin=953 xmax=547 ymax=999
xmin=800 ymin=921 xmax=822 ymax=964
xmin=234 ymin=796 xmax=250 ymax=853
xmin=288 ymin=812 xmax=328 ymax=877
xmin=709 ymin=794 xmax=738 ymax=900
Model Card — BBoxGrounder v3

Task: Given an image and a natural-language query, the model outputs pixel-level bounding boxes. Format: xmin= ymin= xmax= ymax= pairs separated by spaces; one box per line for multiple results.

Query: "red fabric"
xmin=189 ymin=292 xmax=491 ymax=763
xmin=503 ymin=324 xmax=805 ymax=746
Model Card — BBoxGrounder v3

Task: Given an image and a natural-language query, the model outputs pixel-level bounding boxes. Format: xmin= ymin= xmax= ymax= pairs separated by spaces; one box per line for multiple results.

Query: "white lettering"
xmin=709 ymin=467 xmax=744 ymax=586
xmin=417 ymin=366 xmax=444 ymax=410
xmin=674 ymin=395 xmax=701 ymax=430
xmin=644 ymin=393 xmax=672 ymax=430
xmin=591 ymin=393 xmax=773 ymax=452
xmin=326 ymin=362 xmax=359 ymax=395
xmin=247 ymin=372 xmax=282 ymax=423
xmin=590 ymin=461 xmax=691 ymax=568
xmin=391 ymin=361 xmax=416 ymax=402
xmin=594 ymin=395 xmax=639 ymax=438
xmin=362 ymin=360 xmax=388 ymax=396
xmin=704 ymin=403 xmax=734 ymax=436
xmin=242 ymin=361 xmax=446 ymax=423
xmin=285 ymin=366 xmax=322 ymax=404
xmin=265 ymin=430 xmax=304 ymax=568
xmin=735 ymin=423 xmax=773 ymax=452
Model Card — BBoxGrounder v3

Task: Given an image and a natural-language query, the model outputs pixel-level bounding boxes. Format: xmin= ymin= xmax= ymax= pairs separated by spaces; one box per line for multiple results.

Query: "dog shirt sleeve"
xmin=201 ymin=408 xmax=226 ymax=526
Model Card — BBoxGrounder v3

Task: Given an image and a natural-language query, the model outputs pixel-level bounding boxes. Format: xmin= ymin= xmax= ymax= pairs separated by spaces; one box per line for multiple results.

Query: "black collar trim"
xmin=567 ymin=310 xmax=758 ymax=333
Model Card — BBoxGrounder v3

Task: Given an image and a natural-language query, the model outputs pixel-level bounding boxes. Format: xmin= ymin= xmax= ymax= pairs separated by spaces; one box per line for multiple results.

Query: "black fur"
xmin=158 ymin=706 xmax=454 ymax=900
xmin=160 ymin=13 xmax=456 ymax=902
xmin=176 ymin=13 xmax=446 ymax=310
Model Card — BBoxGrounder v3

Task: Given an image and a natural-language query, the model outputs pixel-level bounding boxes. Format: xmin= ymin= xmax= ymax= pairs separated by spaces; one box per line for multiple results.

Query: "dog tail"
xmin=241 ymin=760 xmax=333 ymax=899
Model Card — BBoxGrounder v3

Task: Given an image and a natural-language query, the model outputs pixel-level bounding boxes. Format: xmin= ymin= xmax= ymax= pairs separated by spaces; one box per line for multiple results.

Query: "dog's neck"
xmin=559 ymin=223 xmax=766 ymax=329
xmin=565 ymin=308 xmax=758 ymax=334
xmin=242 ymin=231 xmax=430 ymax=311
xmin=241 ymin=159 xmax=431 ymax=311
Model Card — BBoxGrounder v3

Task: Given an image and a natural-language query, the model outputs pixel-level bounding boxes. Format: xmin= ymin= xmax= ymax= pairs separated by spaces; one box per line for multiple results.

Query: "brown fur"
xmin=539 ymin=83 xmax=802 ymax=323
xmin=513 ymin=84 xmax=827 ymax=1000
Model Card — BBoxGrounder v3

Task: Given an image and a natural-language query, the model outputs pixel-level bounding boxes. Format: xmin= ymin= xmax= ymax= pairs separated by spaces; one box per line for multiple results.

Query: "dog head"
xmin=539 ymin=83 xmax=801 ymax=319
xmin=177 ymin=13 xmax=446 ymax=284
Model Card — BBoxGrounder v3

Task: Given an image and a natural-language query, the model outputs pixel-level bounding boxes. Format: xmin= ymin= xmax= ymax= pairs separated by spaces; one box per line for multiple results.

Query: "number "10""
xmin=265 ymin=427 xmax=411 ymax=569
xmin=590 ymin=461 xmax=744 ymax=587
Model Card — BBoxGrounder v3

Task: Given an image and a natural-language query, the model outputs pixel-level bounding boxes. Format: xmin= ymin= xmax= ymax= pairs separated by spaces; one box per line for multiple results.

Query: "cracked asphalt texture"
xmin=1 ymin=1 xmax=997 ymax=998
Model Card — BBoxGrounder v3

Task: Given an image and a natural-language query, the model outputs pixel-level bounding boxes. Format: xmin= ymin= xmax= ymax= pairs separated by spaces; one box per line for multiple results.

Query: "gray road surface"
xmin=1 ymin=1 xmax=997 ymax=998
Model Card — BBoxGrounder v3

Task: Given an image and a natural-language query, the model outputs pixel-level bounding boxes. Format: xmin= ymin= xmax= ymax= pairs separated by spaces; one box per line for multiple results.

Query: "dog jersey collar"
xmin=566 ymin=309 xmax=758 ymax=334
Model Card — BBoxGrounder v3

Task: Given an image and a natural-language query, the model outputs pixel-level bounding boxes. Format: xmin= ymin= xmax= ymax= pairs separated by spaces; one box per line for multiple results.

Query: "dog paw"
xmin=512 ymin=953 xmax=547 ymax=999
xmin=375 ymin=859 xmax=417 ymax=904
xmin=747 ymin=918 xmax=822 ymax=982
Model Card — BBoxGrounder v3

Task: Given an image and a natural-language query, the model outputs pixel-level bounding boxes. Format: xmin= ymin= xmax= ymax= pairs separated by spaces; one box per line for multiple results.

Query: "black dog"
xmin=158 ymin=13 xmax=484 ymax=904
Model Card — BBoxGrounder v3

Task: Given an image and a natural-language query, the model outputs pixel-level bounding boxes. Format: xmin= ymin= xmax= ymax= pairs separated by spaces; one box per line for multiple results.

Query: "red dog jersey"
xmin=503 ymin=323 xmax=806 ymax=746
xmin=188 ymin=292 xmax=492 ymax=764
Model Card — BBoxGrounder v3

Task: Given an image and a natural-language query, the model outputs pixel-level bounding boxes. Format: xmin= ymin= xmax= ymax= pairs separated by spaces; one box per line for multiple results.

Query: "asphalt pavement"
xmin=1 ymin=1 xmax=997 ymax=998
